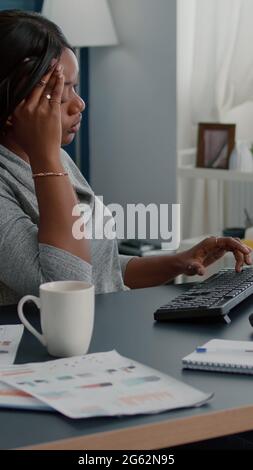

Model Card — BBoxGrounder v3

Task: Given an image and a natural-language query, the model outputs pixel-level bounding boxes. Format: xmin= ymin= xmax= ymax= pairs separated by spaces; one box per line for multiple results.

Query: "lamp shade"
xmin=42 ymin=0 xmax=118 ymax=47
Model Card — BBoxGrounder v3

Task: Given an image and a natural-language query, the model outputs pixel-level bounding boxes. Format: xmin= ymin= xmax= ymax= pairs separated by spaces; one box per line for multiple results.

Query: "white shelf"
xmin=177 ymin=165 xmax=253 ymax=183
xmin=177 ymin=148 xmax=253 ymax=182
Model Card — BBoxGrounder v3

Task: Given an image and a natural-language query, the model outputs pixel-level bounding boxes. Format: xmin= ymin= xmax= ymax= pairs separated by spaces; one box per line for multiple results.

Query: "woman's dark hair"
xmin=0 ymin=9 xmax=73 ymax=131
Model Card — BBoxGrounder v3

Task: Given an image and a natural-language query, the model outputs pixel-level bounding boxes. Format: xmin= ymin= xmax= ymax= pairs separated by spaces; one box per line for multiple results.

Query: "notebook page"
xmin=183 ymin=339 xmax=253 ymax=369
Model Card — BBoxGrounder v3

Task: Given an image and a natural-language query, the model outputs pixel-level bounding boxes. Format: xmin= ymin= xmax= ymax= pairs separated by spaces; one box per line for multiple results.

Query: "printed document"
xmin=0 ymin=325 xmax=24 ymax=365
xmin=0 ymin=380 xmax=49 ymax=410
xmin=0 ymin=350 xmax=213 ymax=418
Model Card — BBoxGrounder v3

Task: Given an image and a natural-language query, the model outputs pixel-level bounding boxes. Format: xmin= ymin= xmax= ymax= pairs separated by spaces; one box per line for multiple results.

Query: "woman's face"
xmin=58 ymin=48 xmax=85 ymax=146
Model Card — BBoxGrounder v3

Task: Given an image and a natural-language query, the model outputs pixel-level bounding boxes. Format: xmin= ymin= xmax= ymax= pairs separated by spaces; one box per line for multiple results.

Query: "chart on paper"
xmin=0 ymin=350 xmax=213 ymax=418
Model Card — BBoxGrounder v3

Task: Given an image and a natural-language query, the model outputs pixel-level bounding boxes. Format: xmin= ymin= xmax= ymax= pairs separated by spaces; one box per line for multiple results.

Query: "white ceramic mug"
xmin=17 ymin=281 xmax=95 ymax=357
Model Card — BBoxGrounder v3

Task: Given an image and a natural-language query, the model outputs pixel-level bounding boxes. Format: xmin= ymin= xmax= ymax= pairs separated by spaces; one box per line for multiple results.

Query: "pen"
xmin=196 ymin=347 xmax=253 ymax=353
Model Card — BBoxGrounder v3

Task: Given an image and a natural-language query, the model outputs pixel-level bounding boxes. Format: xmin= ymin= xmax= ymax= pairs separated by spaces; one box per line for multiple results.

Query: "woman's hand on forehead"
xmin=11 ymin=64 xmax=65 ymax=160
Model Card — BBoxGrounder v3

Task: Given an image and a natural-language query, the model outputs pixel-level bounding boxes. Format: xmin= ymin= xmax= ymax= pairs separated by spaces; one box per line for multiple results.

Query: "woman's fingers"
xmin=25 ymin=61 xmax=59 ymax=108
xmin=48 ymin=67 xmax=64 ymax=105
xmin=234 ymin=237 xmax=252 ymax=266
xmin=245 ymin=253 xmax=252 ymax=265
xmin=40 ymin=73 xmax=58 ymax=105
xmin=186 ymin=261 xmax=205 ymax=276
xmin=233 ymin=249 xmax=245 ymax=272
xmin=216 ymin=236 xmax=251 ymax=256
xmin=39 ymin=65 xmax=64 ymax=107
xmin=187 ymin=237 xmax=252 ymax=277
xmin=13 ymin=99 xmax=26 ymax=113
xmin=213 ymin=236 xmax=252 ymax=271
xmin=195 ymin=236 xmax=252 ymax=273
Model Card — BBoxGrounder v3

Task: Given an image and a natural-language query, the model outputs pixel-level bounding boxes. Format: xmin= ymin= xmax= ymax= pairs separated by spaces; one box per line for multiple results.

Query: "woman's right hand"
xmin=11 ymin=62 xmax=64 ymax=165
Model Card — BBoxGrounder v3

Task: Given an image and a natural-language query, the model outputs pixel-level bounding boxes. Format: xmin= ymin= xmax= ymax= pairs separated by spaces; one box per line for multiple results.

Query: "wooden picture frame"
xmin=196 ymin=123 xmax=236 ymax=169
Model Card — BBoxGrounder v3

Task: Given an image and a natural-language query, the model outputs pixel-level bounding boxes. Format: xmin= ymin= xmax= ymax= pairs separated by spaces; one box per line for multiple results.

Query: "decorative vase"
xmin=229 ymin=142 xmax=253 ymax=171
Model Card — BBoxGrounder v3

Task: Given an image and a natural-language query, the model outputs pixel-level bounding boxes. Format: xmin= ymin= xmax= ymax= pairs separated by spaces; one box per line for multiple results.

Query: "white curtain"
xmin=178 ymin=0 xmax=253 ymax=238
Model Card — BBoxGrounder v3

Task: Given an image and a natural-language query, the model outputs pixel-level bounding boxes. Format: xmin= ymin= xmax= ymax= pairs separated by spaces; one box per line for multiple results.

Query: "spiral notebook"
xmin=182 ymin=339 xmax=253 ymax=374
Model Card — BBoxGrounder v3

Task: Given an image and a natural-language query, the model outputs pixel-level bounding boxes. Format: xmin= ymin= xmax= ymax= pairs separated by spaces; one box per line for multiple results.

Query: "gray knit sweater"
xmin=0 ymin=145 xmax=132 ymax=305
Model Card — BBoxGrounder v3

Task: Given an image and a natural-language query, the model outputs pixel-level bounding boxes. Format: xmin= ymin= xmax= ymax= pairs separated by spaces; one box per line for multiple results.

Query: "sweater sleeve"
xmin=118 ymin=254 xmax=136 ymax=280
xmin=0 ymin=183 xmax=92 ymax=297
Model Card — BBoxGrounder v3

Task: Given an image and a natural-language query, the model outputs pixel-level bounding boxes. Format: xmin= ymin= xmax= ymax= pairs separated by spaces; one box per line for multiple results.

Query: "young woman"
xmin=0 ymin=9 xmax=251 ymax=305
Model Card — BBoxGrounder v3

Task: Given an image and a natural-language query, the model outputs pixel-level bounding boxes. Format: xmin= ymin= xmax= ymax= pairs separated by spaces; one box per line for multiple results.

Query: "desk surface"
xmin=1 ymin=284 xmax=253 ymax=450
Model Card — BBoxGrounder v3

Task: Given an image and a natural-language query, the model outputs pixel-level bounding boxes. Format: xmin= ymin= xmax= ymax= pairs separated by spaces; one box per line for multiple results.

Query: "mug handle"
xmin=17 ymin=295 xmax=46 ymax=347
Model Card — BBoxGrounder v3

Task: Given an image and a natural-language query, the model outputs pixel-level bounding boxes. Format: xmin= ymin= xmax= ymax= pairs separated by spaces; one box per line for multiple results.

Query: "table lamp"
xmin=42 ymin=0 xmax=118 ymax=171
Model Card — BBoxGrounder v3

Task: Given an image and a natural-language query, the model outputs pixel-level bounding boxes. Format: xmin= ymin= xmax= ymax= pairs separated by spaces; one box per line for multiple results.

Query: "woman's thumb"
xmin=187 ymin=261 xmax=205 ymax=276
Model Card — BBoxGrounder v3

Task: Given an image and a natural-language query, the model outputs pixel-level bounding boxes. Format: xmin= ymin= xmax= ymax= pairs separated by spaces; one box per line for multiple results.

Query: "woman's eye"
xmin=61 ymin=85 xmax=78 ymax=103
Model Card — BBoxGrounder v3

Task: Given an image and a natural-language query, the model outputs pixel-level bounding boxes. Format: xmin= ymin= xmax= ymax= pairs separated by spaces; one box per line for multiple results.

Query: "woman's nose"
xmin=78 ymin=97 xmax=86 ymax=113
xmin=70 ymin=96 xmax=85 ymax=114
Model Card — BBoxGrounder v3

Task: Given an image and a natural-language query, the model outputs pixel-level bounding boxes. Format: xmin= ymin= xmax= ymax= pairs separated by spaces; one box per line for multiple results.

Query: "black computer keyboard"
xmin=154 ymin=268 xmax=253 ymax=323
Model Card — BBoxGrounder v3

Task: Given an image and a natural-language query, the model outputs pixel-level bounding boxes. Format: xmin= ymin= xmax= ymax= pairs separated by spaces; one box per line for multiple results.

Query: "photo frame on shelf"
xmin=196 ymin=123 xmax=236 ymax=169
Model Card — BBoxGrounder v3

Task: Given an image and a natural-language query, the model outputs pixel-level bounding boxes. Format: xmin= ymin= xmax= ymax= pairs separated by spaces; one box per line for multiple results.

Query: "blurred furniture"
xmin=177 ymin=148 xmax=253 ymax=238
xmin=118 ymin=240 xmax=177 ymax=257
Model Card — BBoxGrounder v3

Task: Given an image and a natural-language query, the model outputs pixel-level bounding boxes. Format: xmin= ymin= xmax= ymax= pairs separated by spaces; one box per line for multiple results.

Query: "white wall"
xmin=89 ymin=0 xmax=177 ymax=213
xmin=177 ymin=0 xmax=253 ymax=234
xmin=177 ymin=0 xmax=196 ymax=150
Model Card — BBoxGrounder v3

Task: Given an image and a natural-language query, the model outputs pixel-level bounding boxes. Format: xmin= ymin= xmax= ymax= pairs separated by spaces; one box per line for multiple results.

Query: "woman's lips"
xmin=68 ymin=122 xmax=81 ymax=134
